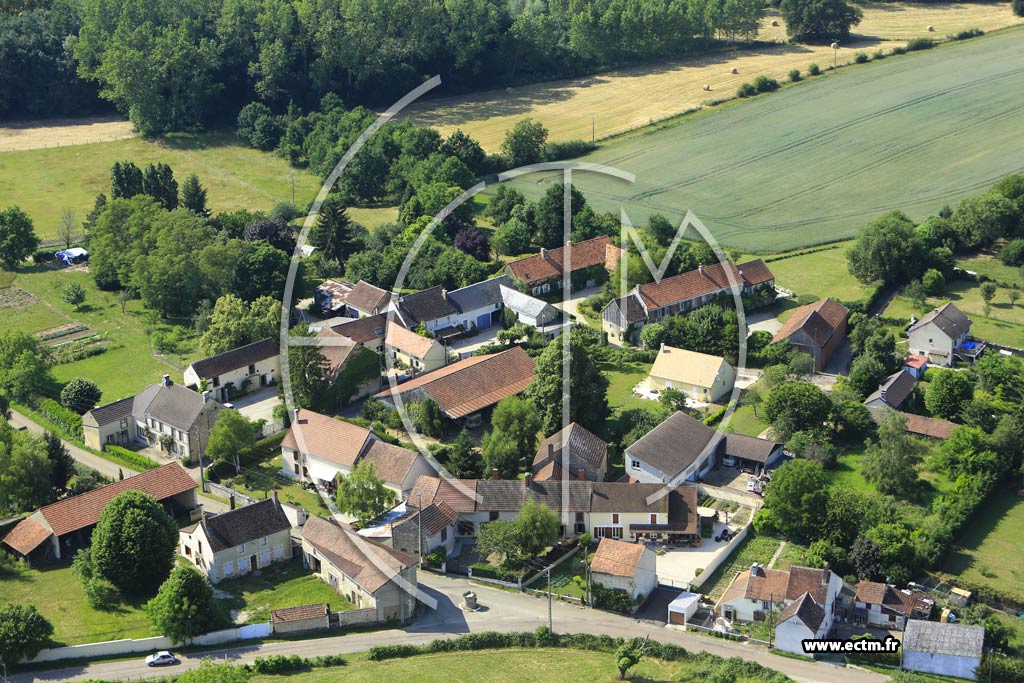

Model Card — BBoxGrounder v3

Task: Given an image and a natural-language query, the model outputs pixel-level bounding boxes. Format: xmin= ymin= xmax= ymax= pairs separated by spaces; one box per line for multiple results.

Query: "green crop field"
xmin=502 ymin=28 xmax=1024 ymax=252
xmin=0 ymin=132 xmax=322 ymax=241
xmin=942 ymin=491 xmax=1024 ymax=606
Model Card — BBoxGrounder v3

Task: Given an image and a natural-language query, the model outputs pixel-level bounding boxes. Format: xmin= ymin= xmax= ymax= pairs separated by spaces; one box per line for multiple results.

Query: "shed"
xmin=667 ymin=592 xmax=701 ymax=625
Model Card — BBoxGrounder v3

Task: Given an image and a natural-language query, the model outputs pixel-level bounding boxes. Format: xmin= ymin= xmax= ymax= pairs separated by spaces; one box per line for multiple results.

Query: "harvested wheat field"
xmin=0 ymin=115 xmax=136 ymax=152
xmin=404 ymin=2 xmax=1024 ymax=151
xmin=501 ymin=28 xmax=1024 ymax=253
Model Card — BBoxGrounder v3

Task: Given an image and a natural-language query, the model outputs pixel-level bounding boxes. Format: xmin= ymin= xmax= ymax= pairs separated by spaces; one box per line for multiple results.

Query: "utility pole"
xmin=591 ymin=114 xmax=595 ymax=144
xmin=547 ymin=566 xmax=553 ymax=632
xmin=415 ymin=492 xmax=424 ymax=565
xmin=290 ymin=172 xmax=295 ymax=206
xmin=767 ymin=593 xmax=774 ymax=648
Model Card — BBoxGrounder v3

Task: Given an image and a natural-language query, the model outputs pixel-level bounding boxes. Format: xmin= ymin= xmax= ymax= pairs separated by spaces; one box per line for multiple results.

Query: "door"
xmin=250 ymin=555 xmax=258 ymax=572
xmin=475 ymin=312 xmax=491 ymax=331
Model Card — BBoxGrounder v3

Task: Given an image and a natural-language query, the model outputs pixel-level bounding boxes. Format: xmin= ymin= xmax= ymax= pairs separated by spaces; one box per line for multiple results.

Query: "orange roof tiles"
xmin=637 ymin=259 xmax=773 ymax=310
xmin=591 ymin=538 xmax=648 ymax=578
xmin=506 ymin=236 xmax=623 ymax=285
xmin=1 ymin=516 xmax=52 ymax=555
xmin=271 ymin=603 xmax=327 ymax=623
xmin=385 ymin=324 xmax=439 ymax=359
xmin=772 ymin=298 xmax=848 ymax=345
xmin=282 ymin=409 xmax=373 ymax=466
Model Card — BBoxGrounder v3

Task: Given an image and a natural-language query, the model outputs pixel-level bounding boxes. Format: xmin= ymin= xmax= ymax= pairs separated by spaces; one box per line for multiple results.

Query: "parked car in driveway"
xmin=145 ymin=651 xmax=178 ymax=667
xmin=722 ymin=455 xmax=737 ymax=468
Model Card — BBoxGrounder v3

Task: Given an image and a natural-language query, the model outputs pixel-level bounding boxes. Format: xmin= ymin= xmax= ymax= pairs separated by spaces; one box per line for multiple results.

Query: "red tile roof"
xmin=772 ymin=298 xmax=848 ymax=346
xmin=637 ymin=260 xmax=773 ymax=310
xmin=1 ymin=516 xmax=51 ymax=555
xmin=282 ymin=409 xmax=373 ymax=466
xmin=374 ymin=346 xmax=535 ymax=418
xmin=591 ymin=538 xmax=648 ymax=578
xmin=506 ymin=236 xmax=623 ymax=285
xmin=3 ymin=463 xmax=195 ymax=545
xmin=360 ymin=440 xmax=421 ymax=486
xmin=301 ymin=516 xmax=416 ymax=593
xmin=904 ymin=354 xmax=927 ymax=370
xmin=385 ymin=323 xmax=440 ymax=359
xmin=867 ymin=409 xmax=958 ymax=440
xmin=271 ymin=603 xmax=327 ymax=623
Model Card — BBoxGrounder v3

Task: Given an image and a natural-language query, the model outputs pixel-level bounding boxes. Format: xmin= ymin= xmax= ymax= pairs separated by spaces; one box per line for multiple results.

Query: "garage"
xmin=476 ymin=312 xmax=492 ymax=330
xmin=667 ymin=592 xmax=701 ymax=626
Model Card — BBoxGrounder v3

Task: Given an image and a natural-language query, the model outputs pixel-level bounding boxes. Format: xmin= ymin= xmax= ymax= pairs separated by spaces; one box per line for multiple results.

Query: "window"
xmin=631 ymin=460 xmax=641 ymax=469
xmin=120 ymin=418 xmax=128 ymax=429
xmin=212 ymin=377 xmax=220 ymax=387
xmin=248 ymin=364 xmax=256 ymax=375
xmin=198 ymin=540 xmax=202 ymax=553
xmin=650 ymin=514 xmax=658 ymax=524
xmin=223 ymin=561 xmax=233 ymax=576
xmin=260 ymin=536 xmax=268 ymax=546
xmin=440 ymin=527 xmax=447 ymax=542
xmin=106 ymin=435 xmax=115 ymax=444
xmin=238 ymin=544 xmax=245 ymax=554
xmin=762 ymin=600 xmax=771 ymax=610
xmin=293 ymin=463 xmax=299 ymax=474
xmin=611 ymin=513 xmax=619 ymax=525
xmin=489 ymin=511 xmax=499 ymax=521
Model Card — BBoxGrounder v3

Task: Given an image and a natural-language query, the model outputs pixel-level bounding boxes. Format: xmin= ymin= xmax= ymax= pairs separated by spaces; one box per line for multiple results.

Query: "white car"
xmin=746 ymin=479 xmax=763 ymax=494
xmin=146 ymin=651 xmax=179 ymax=667
xmin=722 ymin=455 xmax=737 ymax=468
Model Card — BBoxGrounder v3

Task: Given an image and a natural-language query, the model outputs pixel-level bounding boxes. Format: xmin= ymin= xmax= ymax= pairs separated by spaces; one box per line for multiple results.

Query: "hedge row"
xmin=241 ymin=653 xmax=346 ymax=674
xmin=367 ymin=629 xmax=690 ymax=662
xmin=104 ymin=444 xmax=159 ymax=471
xmin=38 ymin=399 xmax=83 ymax=439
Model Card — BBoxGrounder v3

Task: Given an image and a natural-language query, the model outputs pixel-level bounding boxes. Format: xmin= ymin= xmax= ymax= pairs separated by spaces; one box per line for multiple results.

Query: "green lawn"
xmin=885 ymin=278 xmax=1024 ymax=348
xmin=700 ymin=532 xmax=782 ymax=602
xmin=763 ymin=245 xmax=872 ymax=303
xmin=215 ymin=558 xmax=353 ymax=623
xmin=723 ymin=403 xmax=767 ymax=437
xmin=251 ymin=648 xmax=700 ymax=683
xmin=601 ymin=360 xmax=657 ymax=415
xmin=502 ymin=28 xmax=1024 ymax=252
xmin=2 ymin=264 xmax=188 ymax=400
xmin=215 ymin=434 xmax=329 ymax=515
xmin=0 ymin=561 xmax=153 ymax=646
xmin=942 ymin=491 xmax=1024 ymax=605
xmin=0 ymin=132 xmax=322 ymax=240
xmin=958 ymin=251 xmax=1023 ymax=285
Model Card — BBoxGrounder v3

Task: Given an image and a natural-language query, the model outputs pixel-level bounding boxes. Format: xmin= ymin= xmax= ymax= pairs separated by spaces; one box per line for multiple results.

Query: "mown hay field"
xmin=0 ymin=132 xmax=322 ymax=240
xmin=405 ymin=3 xmax=1024 ymax=151
xmin=499 ymin=28 xmax=1024 ymax=252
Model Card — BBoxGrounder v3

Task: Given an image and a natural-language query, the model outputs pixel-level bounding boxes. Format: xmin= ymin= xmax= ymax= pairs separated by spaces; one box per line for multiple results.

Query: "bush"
xmin=544 ymin=139 xmax=597 ymax=161
xmin=736 ymin=82 xmax=758 ymax=98
xmin=1015 ymin=0 xmax=1024 ymax=17
xmin=39 ymin=398 xmax=83 ymax=439
xmin=808 ymin=62 xmax=821 ymax=76
xmin=873 ymin=50 xmax=886 ymax=60
xmin=470 ymin=562 xmax=521 ymax=582
xmin=788 ymin=68 xmax=801 ymax=82
xmin=854 ymin=51 xmax=868 ymax=63
xmin=104 ymin=444 xmax=159 ymax=470
xmin=891 ymin=45 xmax=907 ymax=55
xmin=592 ymin=584 xmax=632 ymax=612
xmin=753 ymin=75 xmax=779 ymax=93
xmin=998 ymin=239 xmax=1024 ymax=266
xmin=425 ymin=546 xmax=446 ymax=569
xmin=949 ymin=28 xmax=983 ymax=40
xmin=32 ymin=249 xmax=55 ymax=264
xmin=368 ymin=644 xmax=422 ymax=661
xmin=250 ymin=654 xmax=307 ymax=674
xmin=905 ymin=38 xmax=935 ymax=51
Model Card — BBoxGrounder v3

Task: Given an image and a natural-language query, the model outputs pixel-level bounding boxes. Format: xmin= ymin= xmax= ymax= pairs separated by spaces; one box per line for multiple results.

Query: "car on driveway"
xmin=145 ymin=651 xmax=179 ymax=667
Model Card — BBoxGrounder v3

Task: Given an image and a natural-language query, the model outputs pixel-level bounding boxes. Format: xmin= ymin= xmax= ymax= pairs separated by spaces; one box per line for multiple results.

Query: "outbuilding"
xmin=667 ymin=592 xmax=701 ymax=626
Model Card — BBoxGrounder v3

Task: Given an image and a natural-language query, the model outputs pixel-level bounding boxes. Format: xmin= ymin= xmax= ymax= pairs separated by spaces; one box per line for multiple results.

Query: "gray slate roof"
xmin=188 ymin=338 xmax=278 ymax=380
xmin=625 ymin=411 xmax=722 ymax=480
xmin=724 ymin=433 xmax=782 ymax=463
xmin=500 ymin=285 xmax=555 ymax=320
xmin=865 ymin=369 xmax=917 ymax=409
xmin=133 ymin=382 xmax=220 ymax=431
xmin=447 ymin=275 xmax=509 ymax=313
xmin=778 ymin=592 xmax=826 ymax=632
xmin=397 ymin=286 xmax=459 ymax=325
xmin=908 ymin=302 xmax=971 ymax=340
xmin=85 ymin=396 xmax=135 ymax=427
xmin=190 ymin=498 xmax=290 ymax=553
xmin=534 ymin=422 xmax=608 ymax=469
xmin=475 ymin=480 xmax=592 ymax=512
xmin=903 ymin=620 xmax=984 ymax=658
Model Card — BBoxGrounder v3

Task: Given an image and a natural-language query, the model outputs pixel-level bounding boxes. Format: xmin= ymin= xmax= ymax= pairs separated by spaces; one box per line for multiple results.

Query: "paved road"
xmin=13 ymin=573 xmax=887 ymax=683
xmin=8 ymin=410 xmax=229 ymax=513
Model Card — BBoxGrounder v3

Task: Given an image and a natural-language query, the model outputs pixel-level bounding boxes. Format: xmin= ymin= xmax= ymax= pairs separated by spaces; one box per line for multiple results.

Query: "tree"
xmin=646 ymin=214 xmax=677 ymax=246
xmin=311 ymin=196 xmax=358 ymax=264
xmin=1010 ymin=290 xmax=1020 ymax=308
xmin=205 ymin=410 xmax=257 ymax=474
xmin=445 ymin=429 xmax=481 ymax=479
xmin=848 ymin=354 xmax=886 ymax=398
xmin=200 ymin=295 xmax=281 ymax=356
xmin=58 ymin=208 xmax=76 ymax=250
xmin=244 ymin=217 xmax=296 ymax=255
xmin=862 ymin=411 xmax=922 ymax=497
xmin=44 ymin=431 xmax=74 ymax=495
xmin=787 ymin=351 xmax=815 ymax=379
xmin=949 ymin=195 xmax=1017 ymax=250
xmin=453 ymin=226 xmax=491 ymax=261
xmin=0 ymin=205 xmax=39 ymax=269
xmin=963 ymin=604 xmax=1014 ymax=653
xmin=533 ymin=182 xmax=587 ymax=249
xmin=90 ymin=490 xmax=179 ymax=595
xmin=180 ymin=174 xmax=208 ymax=215
xmin=865 ymin=523 xmax=915 ymax=585
xmin=924 ymin=370 xmax=973 ymax=420
xmin=501 ymin=118 xmax=548 ymax=167
xmin=849 ymin=536 xmax=884 ymax=581
xmin=110 ymin=161 xmax=144 ymax=199
xmin=525 ymin=330 xmax=610 ymax=435
xmin=492 ymin=217 xmax=533 ymax=256
xmin=60 ymin=377 xmax=102 ymax=414
xmin=780 ymin=0 xmax=863 ymax=43
xmin=142 ymin=163 xmax=178 ymax=210
xmin=0 ymin=331 xmax=53 ymax=401
xmin=615 ymin=638 xmax=647 ymax=680
xmin=847 ymin=211 xmax=921 ymax=285
xmin=335 ymin=461 xmax=395 ymax=524
xmin=116 ymin=289 xmax=132 ymax=314
xmin=922 ymin=268 xmax=944 ymax=295
xmin=411 ymin=398 xmax=445 ymax=438
xmin=481 ymin=396 xmax=541 ymax=478
xmin=286 ymin=324 xmax=331 ymax=410
xmin=904 ymin=279 xmax=927 ymax=312
xmin=0 ymin=604 xmax=54 ymax=665
xmin=1015 ymin=0 xmax=1024 ymax=18
xmin=763 ymin=381 xmax=833 ymax=441
xmin=475 ymin=519 xmax=521 ymax=564
xmin=759 ymin=459 xmax=828 ymax=542
xmin=146 ymin=565 xmax=221 ymax=643
xmin=515 ymin=498 xmax=560 ymax=557
xmin=980 ymin=282 xmax=997 ymax=317
xmin=0 ymin=427 xmax=53 ymax=514
xmin=60 ymin=282 xmax=86 ymax=310
xmin=659 ymin=387 xmax=691 ymax=414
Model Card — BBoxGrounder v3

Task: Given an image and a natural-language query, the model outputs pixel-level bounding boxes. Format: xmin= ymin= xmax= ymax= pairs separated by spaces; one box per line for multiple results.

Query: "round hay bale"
xmin=730 ymin=67 xmax=739 ymax=74
xmin=927 ymin=25 xmax=935 ymax=31
xmin=703 ymin=84 xmax=712 ymax=91
xmin=771 ymin=19 xmax=779 ymax=26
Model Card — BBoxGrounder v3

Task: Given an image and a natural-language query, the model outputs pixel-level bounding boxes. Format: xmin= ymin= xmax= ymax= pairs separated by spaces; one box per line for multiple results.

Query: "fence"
xmin=688 ymin=524 xmax=751 ymax=593
xmin=467 ymin=567 xmax=522 ymax=589
xmin=697 ymin=483 xmax=762 ymax=510
xmin=522 ymin=545 xmax=580 ymax=588
xmin=522 ymin=586 xmax=584 ymax=604
xmin=204 ymin=481 xmax=258 ymax=507
xmin=335 ymin=608 xmax=379 ymax=628
xmin=23 ymin=623 xmax=272 ymax=664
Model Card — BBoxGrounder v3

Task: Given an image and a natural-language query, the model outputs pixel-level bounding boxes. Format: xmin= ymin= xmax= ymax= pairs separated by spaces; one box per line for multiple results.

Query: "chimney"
xmin=201 ymin=390 xmax=211 ymax=404
xmin=492 ymin=467 xmax=499 ymax=480
xmin=698 ymin=265 xmax=703 ymax=275
xmin=660 ymin=342 xmax=667 ymax=353
xmin=540 ymin=247 xmax=547 ymax=259
xmin=524 ymin=472 xmax=532 ymax=488
xmin=293 ymin=408 xmax=301 ymax=424
xmin=548 ymin=442 xmax=554 ymax=458
xmin=162 ymin=374 xmax=172 ymax=387
xmin=229 ymin=494 xmax=236 ymax=510
xmin=822 ymin=562 xmax=831 ymax=586
xmin=272 ymin=489 xmax=280 ymax=506
xmin=577 ymin=467 xmax=586 ymax=481
xmin=200 ymin=506 xmax=208 ymax=526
